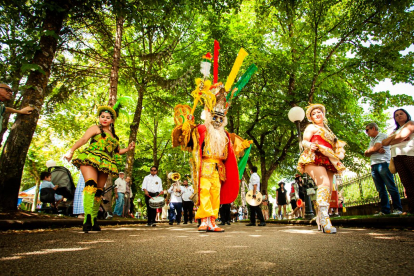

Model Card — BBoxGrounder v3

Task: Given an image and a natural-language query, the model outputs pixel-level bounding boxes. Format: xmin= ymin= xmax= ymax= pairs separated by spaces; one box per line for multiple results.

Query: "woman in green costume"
xmin=64 ymin=105 xmax=135 ymax=232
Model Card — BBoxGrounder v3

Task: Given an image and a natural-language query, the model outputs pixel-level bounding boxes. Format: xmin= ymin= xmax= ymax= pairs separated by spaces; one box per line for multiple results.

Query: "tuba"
xmin=169 ymin=172 xmax=183 ymax=197
xmin=171 ymin=172 xmax=180 ymax=182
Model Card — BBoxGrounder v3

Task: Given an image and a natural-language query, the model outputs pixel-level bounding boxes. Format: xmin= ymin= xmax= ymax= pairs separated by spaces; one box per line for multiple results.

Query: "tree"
xmin=0 ymin=1 xmax=43 ymax=145
xmin=0 ymin=0 xmax=75 ymax=211
xmin=230 ymin=0 xmax=414 ymax=192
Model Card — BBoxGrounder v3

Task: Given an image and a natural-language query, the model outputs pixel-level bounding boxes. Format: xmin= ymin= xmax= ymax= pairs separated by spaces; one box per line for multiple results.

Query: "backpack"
xmin=48 ymin=166 xmax=75 ymax=200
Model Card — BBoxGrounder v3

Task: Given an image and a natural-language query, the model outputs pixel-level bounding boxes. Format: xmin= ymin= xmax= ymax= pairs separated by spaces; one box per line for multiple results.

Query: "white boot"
xmin=319 ymin=204 xmax=336 ymax=234
xmin=317 ymin=186 xmax=336 ymax=234
xmin=198 ymin=217 xmax=208 ymax=231
xmin=316 ymin=211 xmax=321 ymax=231
xmin=207 ymin=217 xmax=224 ymax=232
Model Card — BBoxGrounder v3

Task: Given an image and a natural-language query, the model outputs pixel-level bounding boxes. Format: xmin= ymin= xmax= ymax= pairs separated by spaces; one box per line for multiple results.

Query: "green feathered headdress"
xmin=97 ymin=96 xmax=133 ymax=120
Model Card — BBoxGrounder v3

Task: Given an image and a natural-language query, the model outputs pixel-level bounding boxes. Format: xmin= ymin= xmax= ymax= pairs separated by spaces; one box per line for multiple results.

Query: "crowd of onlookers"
xmin=365 ymin=108 xmax=414 ymax=216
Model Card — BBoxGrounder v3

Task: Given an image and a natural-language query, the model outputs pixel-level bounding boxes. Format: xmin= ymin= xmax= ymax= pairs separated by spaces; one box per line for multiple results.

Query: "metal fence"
xmin=338 ymin=173 xmax=405 ymax=207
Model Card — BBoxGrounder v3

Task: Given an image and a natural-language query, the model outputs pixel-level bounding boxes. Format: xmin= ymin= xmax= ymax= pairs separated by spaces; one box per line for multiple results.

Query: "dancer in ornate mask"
xmin=64 ymin=100 xmax=135 ymax=232
xmin=297 ymin=104 xmax=346 ymax=234
xmin=172 ymin=42 xmax=256 ymax=232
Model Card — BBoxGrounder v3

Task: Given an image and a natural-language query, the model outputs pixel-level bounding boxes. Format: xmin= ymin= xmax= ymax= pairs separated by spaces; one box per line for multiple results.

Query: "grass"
xmin=330 ymin=213 xmax=413 ymax=220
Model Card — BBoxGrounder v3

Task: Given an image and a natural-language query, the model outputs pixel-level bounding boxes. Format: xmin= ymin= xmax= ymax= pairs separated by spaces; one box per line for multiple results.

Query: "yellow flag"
xmin=225 ymin=48 xmax=248 ymax=92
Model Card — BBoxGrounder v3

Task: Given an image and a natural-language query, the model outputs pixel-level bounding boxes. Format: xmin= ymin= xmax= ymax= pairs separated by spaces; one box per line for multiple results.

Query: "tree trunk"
xmin=152 ymin=118 xmax=159 ymax=168
xmin=108 ymin=15 xmax=124 ymax=107
xmin=124 ymin=87 xmax=144 ymax=178
xmin=31 ymin=180 xmax=40 ymax=212
xmin=0 ymin=0 xmax=71 ymax=211
xmin=261 ymin=173 xmax=272 ymax=195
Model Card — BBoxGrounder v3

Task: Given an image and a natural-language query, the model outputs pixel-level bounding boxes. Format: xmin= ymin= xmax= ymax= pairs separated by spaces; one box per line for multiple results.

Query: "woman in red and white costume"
xmin=297 ymin=104 xmax=346 ymax=234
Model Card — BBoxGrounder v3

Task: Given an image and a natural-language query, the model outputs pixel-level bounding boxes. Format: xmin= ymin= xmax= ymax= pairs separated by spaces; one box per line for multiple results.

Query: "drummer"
xmin=245 ymin=166 xmax=266 ymax=226
xmin=142 ymin=166 xmax=164 ymax=227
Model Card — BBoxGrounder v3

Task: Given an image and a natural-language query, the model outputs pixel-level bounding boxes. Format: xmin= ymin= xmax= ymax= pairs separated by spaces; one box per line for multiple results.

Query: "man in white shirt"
xmin=181 ymin=179 xmax=194 ymax=224
xmin=113 ymin=172 xmax=126 ymax=217
xmin=364 ymin=123 xmax=403 ymax=215
xmin=246 ymin=166 xmax=266 ymax=226
xmin=142 ymin=166 xmax=164 ymax=226
xmin=167 ymin=179 xmax=183 ymax=225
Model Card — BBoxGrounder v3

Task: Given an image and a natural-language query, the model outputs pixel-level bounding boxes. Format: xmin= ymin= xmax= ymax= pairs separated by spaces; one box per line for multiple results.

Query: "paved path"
xmin=1 ymin=223 xmax=413 ymax=275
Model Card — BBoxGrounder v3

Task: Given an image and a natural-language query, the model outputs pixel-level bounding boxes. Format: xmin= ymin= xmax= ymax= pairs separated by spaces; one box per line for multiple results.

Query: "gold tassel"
xmin=225 ymin=48 xmax=248 ymax=92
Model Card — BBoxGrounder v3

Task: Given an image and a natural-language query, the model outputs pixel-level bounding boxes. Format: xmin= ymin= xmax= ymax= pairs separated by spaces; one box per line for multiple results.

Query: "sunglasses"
xmin=150 ymin=169 xmax=157 ymax=171
xmin=1 ymin=88 xmax=12 ymax=94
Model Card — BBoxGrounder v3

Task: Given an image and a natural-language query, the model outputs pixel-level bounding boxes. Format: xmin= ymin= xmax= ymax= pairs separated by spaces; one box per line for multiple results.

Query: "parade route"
xmin=1 ymin=222 xmax=413 ymax=275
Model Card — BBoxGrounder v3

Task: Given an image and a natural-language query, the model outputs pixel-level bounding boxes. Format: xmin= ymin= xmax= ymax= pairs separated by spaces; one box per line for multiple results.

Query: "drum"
xmin=149 ymin=196 xmax=165 ymax=209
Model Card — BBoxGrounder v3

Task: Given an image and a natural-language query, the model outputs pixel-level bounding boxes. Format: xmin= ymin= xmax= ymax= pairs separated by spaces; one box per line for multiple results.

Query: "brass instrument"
xmin=246 ymin=190 xmax=262 ymax=206
xmin=168 ymin=172 xmax=183 ymax=197
xmin=171 ymin=172 xmax=180 ymax=181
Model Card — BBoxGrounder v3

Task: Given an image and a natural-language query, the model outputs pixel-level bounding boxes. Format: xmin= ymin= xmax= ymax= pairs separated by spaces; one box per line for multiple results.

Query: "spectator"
xmin=181 ymin=179 xmax=194 ymax=224
xmin=142 ymin=166 xmax=164 ymax=226
xmin=39 ymin=171 xmax=63 ymax=209
xmin=114 ymin=172 xmax=126 ymax=217
xmin=0 ymin=83 xmax=33 ymax=146
xmin=290 ymin=181 xmax=299 ymax=218
xmin=162 ymin=195 xmax=169 ymax=221
xmin=276 ymin=182 xmax=288 ymax=220
xmin=123 ymin=176 xmax=133 ymax=218
xmin=382 ymin=109 xmax=414 ymax=214
xmin=238 ymin=206 xmax=243 ymax=221
xmin=167 ymin=180 xmax=184 ymax=225
xmin=230 ymin=204 xmax=238 ymax=222
xmin=365 ymin=122 xmax=403 ymax=215
xmin=73 ymin=173 xmax=85 ymax=218
xmin=261 ymin=190 xmax=269 ymax=220
xmin=297 ymin=175 xmax=306 ymax=218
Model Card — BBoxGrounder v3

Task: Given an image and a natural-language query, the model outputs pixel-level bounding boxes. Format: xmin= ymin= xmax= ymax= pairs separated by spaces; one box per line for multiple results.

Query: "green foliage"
xmin=1 ymin=0 xmax=413 ymax=196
